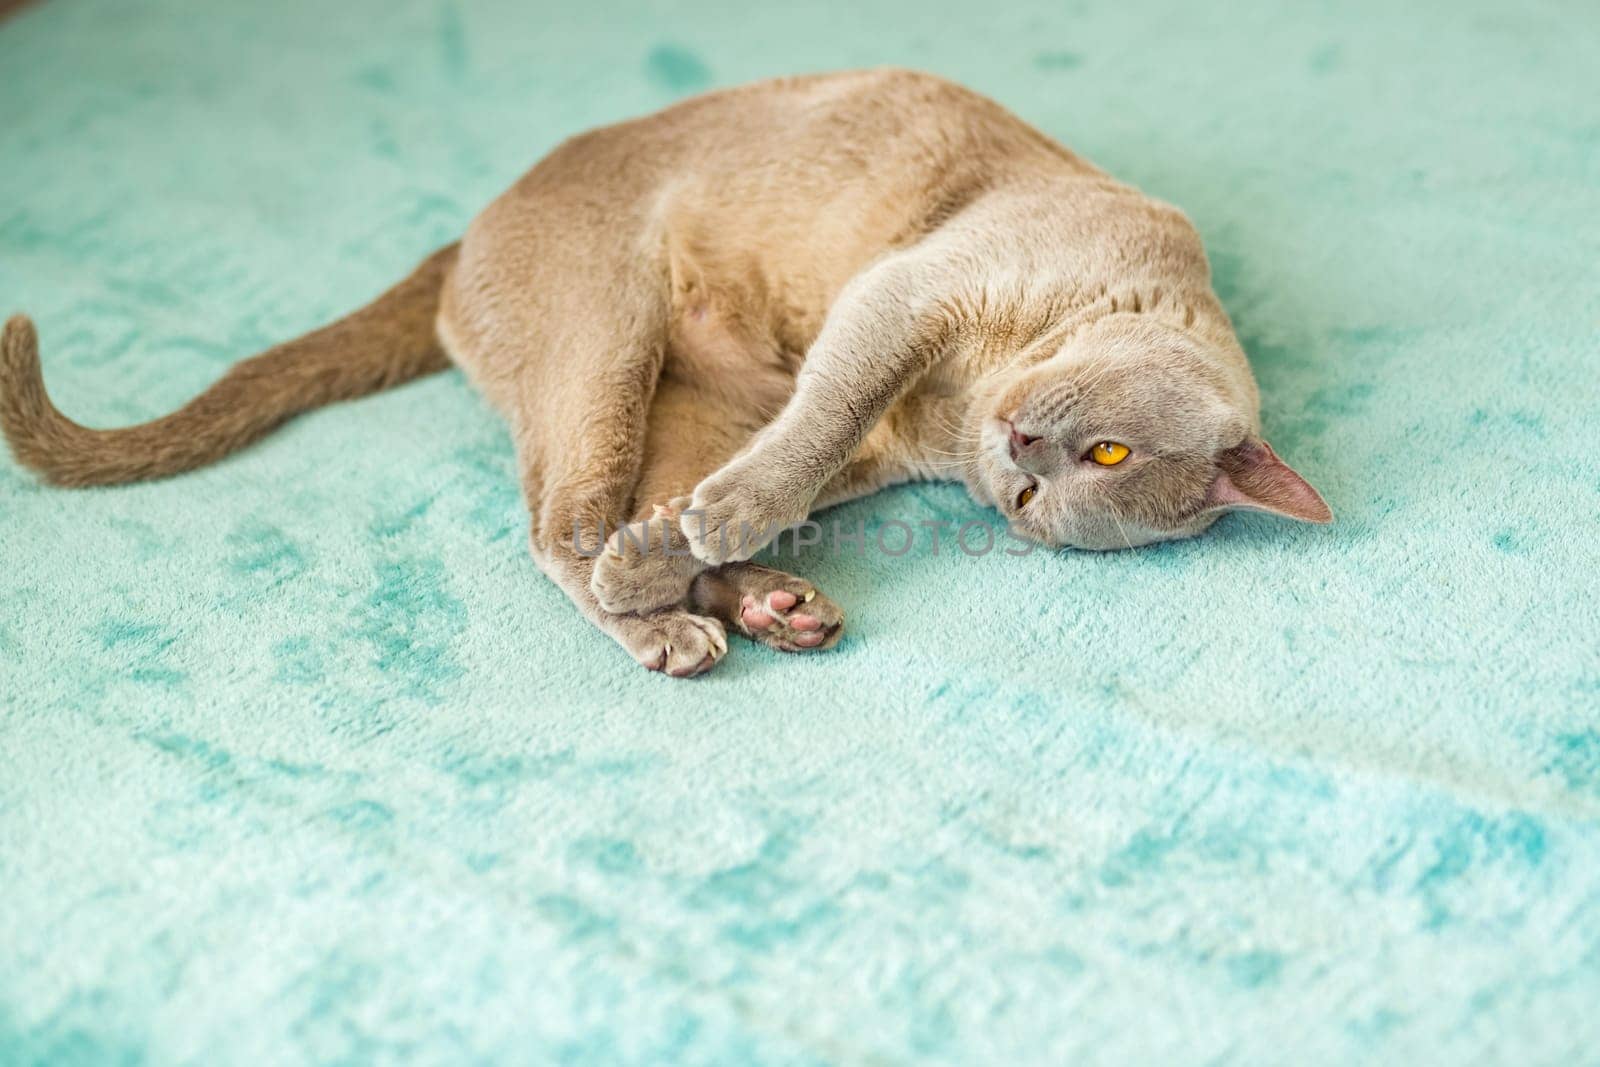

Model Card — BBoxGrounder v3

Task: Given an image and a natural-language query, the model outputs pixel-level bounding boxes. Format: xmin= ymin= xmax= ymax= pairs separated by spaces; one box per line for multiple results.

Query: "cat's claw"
xmin=617 ymin=610 xmax=727 ymax=676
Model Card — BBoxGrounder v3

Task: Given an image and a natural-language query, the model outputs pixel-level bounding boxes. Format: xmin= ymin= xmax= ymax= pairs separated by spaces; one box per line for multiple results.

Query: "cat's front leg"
xmin=682 ymin=251 xmax=955 ymax=563
xmin=682 ymin=444 xmax=818 ymax=564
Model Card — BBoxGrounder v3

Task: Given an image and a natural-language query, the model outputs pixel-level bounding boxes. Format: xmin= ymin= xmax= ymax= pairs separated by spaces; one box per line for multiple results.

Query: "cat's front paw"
xmin=682 ymin=461 xmax=810 ymax=565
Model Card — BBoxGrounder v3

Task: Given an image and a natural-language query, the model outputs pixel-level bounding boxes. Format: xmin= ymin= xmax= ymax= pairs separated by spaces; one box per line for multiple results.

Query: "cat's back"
xmin=508 ymin=68 xmax=1094 ymax=230
xmin=658 ymin=68 xmax=1097 ymax=236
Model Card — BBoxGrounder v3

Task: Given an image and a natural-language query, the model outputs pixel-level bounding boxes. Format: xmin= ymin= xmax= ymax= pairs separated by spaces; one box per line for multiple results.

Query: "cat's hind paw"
xmin=590 ymin=502 xmax=706 ymax=615
xmin=699 ymin=564 xmax=844 ymax=653
xmin=614 ymin=609 xmax=727 ymax=677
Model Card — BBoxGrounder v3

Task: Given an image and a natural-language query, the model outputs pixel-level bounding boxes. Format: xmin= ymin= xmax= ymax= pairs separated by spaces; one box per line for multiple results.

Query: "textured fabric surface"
xmin=2 ymin=0 xmax=1598 ymax=1063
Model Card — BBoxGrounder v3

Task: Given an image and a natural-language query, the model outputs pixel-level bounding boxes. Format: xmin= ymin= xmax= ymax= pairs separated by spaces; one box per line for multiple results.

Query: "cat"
xmin=1 ymin=68 xmax=1331 ymax=677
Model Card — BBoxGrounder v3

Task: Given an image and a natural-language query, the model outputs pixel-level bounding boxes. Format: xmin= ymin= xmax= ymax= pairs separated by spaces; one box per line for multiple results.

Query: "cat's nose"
xmin=1006 ymin=421 xmax=1041 ymax=460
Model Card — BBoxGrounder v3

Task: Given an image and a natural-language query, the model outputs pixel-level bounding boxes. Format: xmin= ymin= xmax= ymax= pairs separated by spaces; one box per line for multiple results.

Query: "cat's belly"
xmin=662 ymin=295 xmax=800 ymax=424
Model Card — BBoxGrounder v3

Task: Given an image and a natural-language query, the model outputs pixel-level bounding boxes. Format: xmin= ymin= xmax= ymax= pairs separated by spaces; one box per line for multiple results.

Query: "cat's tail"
xmin=0 ymin=242 xmax=459 ymax=488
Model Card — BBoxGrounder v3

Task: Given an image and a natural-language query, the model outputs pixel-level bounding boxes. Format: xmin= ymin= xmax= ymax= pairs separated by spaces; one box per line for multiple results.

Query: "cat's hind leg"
xmin=587 ymin=377 xmax=746 ymax=617
xmin=443 ymin=216 xmax=727 ymax=676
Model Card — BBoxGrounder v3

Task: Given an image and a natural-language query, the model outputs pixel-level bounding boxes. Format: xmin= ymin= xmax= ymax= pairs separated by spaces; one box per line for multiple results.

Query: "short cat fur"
xmin=1 ymin=69 xmax=1330 ymax=675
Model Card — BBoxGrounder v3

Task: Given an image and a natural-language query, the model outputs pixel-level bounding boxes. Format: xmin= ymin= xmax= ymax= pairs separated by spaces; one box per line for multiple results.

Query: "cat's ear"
xmin=1204 ymin=438 xmax=1332 ymax=524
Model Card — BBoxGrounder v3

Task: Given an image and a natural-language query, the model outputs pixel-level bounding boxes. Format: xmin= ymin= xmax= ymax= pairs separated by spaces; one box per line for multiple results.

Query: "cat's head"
xmin=968 ymin=313 xmax=1330 ymax=549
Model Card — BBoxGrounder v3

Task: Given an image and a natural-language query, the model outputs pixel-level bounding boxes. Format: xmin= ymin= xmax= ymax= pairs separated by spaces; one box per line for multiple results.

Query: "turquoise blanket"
xmin=3 ymin=0 xmax=1597 ymax=1062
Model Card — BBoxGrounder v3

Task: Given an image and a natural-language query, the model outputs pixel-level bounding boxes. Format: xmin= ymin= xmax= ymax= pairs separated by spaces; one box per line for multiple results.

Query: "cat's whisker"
xmin=1110 ymin=512 xmax=1135 ymax=552
xmin=920 ymin=408 xmax=975 ymax=444
xmin=919 ymin=449 xmax=983 ymax=472
xmin=915 ymin=456 xmax=978 ymax=474
xmin=919 ymin=443 xmax=980 ymax=459
xmin=916 ymin=453 xmax=977 ymax=468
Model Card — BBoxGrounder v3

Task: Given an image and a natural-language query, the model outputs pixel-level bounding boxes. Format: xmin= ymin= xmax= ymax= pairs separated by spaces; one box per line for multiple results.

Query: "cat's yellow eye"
xmin=1017 ymin=485 xmax=1036 ymax=508
xmin=1089 ymin=441 xmax=1131 ymax=466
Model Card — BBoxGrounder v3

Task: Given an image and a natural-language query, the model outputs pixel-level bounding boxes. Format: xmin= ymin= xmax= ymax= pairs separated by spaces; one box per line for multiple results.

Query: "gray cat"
xmin=1 ymin=69 xmax=1330 ymax=676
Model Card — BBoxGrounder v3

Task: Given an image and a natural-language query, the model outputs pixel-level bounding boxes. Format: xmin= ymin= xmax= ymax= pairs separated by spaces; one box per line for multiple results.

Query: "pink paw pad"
xmin=740 ymin=594 xmax=776 ymax=631
xmin=733 ymin=581 xmax=837 ymax=652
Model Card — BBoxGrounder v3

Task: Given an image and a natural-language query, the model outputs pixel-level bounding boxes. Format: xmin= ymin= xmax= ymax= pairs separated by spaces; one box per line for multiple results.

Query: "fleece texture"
xmin=2 ymin=0 xmax=1598 ymax=1063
